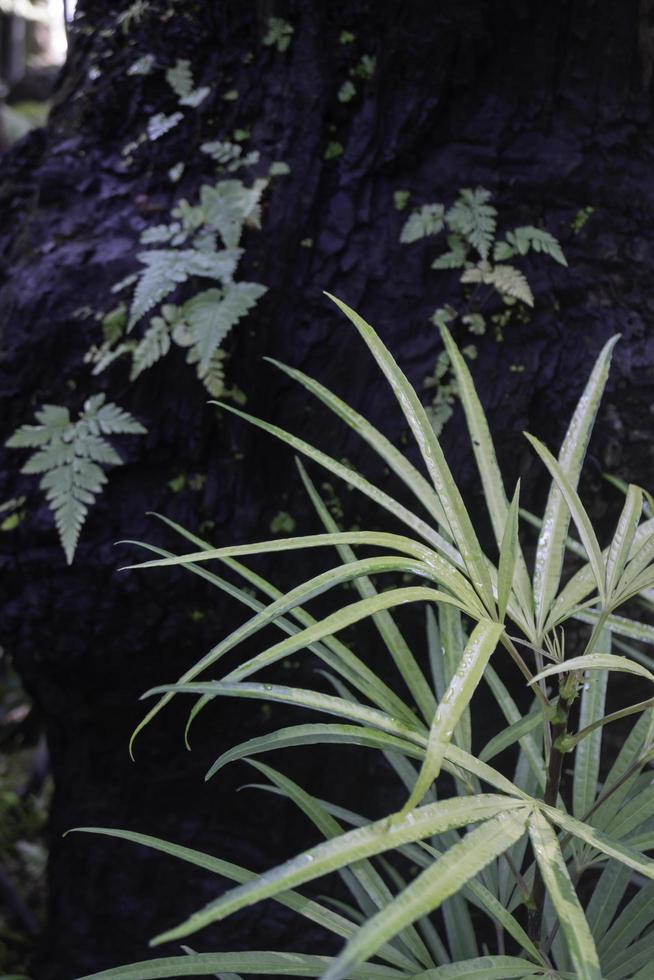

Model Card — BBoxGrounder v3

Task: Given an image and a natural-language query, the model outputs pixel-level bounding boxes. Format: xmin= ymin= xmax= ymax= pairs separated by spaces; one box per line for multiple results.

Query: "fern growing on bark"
xmin=6 ymin=396 xmax=145 ymax=563
xmin=400 ymin=187 xmax=567 ymax=435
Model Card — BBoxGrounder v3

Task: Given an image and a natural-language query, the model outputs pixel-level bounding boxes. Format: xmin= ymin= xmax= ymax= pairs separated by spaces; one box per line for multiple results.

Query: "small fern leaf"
xmin=77 ymin=436 xmax=123 ymax=465
xmin=431 ymin=233 xmax=469 ymax=269
xmin=6 ymin=424 xmax=59 ymax=449
xmin=183 ymin=247 xmax=242 ymax=283
xmin=73 ymin=459 xmax=108 ymax=494
xmin=461 ymin=262 xmax=534 ymax=307
xmin=199 ymin=180 xmax=267 ymax=249
xmin=446 ymin=187 xmax=497 ymax=260
xmin=201 ymin=140 xmax=242 ymax=166
xmin=8 ymin=397 xmax=145 ymax=563
xmin=21 ymin=441 xmax=75 ymax=474
xmin=131 ymin=316 xmax=172 ymax=379
xmin=140 ymin=224 xmax=178 ymax=245
xmin=509 ymin=225 xmax=567 ymax=266
xmin=489 ymin=264 xmax=534 ymax=305
xmin=180 ymin=86 xmax=210 ymax=108
xmin=147 ymin=112 xmax=183 ymax=141
xmin=166 ymin=59 xmax=194 ymax=99
xmin=400 ymin=203 xmax=445 ymax=243
xmin=51 ymin=491 xmax=89 ymax=565
xmin=197 ymin=348 xmax=227 ymax=397
xmin=183 ymin=282 xmax=266 ymax=370
xmin=88 ymin=397 xmax=147 ymax=435
xmin=128 ymin=250 xmax=193 ymax=329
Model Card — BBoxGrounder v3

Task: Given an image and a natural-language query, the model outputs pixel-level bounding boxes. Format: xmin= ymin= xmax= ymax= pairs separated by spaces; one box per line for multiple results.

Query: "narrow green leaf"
xmin=245 ymin=760 xmax=432 ymax=970
xmin=123 ymin=530 xmax=441 ymax=572
xmin=573 ymin=652 xmax=608 ymax=819
xmin=298 ymin=460 xmax=438 ymax=723
xmin=585 ymin=859 xmax=633 ymax=945
xmin=75 ymin=952 xmax=403 ymax=979
xmin=417 ymin=841 xmax=545 ymax=967
xmin=528 ymin=810 xmax=601 ymax=979
xmin=213 ymin=399 xmax=461 ymax=564
xmin=541 ymin=802 xmax=654 ymax=879
xmin=606 ymin=484 xmax=643 ymax=599
xmin=147 ymin=515 xmax=423 ymax=729
xmin=216 ymin=587 xmax=469 ymax=686
xmin=325 ymin=293 xmax=496 ymax=613
xmin=401 ymin=620 xmax=504 ymax=812
xmin=151 ymin=796 xmax=527 ymax=946
xmin=407 ymin=957 xmax=548 ymax=978
xmin=127 ymin=546 xmax=434 ymax=755
xmin=599 ymin=880 xmax=654 ymax=969
xmin=497 ymin=483 xmax=521 ymax=623
xmin=576 ymin=609 xmax=654 ymax=648
xmin=267 ymin=359 xmax=449 ymax=528
xmin=531 ymin=653 xmax=654 ymax=687
xmin=70 ymin=826 xmax=404 ymax=960
xmin=544 ymin=560 xmax=598 ymax=633
xmin=205 ymin=724 xmax=424 ymax=780
xmin=531 ymin=335 xmax=619 ymax=637
xmin=483 ymin=665 xmax=546 ymax=790
xmin=479 ymin=710 xmax=544 ymax=764
xmin=321 ymin=809 xmax=530 ymax=980
xmin=439 ymin=604 xmax=471 ymax=752
xmin=440 ymin=324 xmax=533 ymax=626
xmin=146 ymin=680 xmax=425 ymax=745
xmin=525 ymin=433 xmax=606 ymax=604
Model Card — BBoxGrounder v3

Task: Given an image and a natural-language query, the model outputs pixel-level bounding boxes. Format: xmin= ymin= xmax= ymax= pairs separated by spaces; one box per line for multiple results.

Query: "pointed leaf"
xmin=402 ymin=620 xmax=504 ymax=812
xmin=151 ymin=796 xmax=527 ymax=946
xmin=528 ymin=810 xmax=601 ymax=979
xmin=531 ymin=335 xmax=619 ymax=636
xmin=325 ymin=293 xmax=495 ymax=613
xmin=606 ymin=484 xmax=643 ymax=598
xmin=531 ymin=653 xmax=654 ymax=688
xmin=321 ymin=809 xmax=530 ymax=980
xmin=573 ymin=651 xmax=608 ymax=819
xmin=526 ymin=432 xmax=605 ymax=602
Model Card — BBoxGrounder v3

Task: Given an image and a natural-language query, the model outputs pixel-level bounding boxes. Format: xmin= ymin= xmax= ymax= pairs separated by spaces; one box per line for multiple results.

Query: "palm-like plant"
xmin=75 ymin=296 xmax=654 ymax=980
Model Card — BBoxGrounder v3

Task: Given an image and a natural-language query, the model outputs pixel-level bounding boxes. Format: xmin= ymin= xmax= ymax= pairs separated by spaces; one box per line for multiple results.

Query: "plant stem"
xmin=527 ymin=683 xmax=574 ymax=943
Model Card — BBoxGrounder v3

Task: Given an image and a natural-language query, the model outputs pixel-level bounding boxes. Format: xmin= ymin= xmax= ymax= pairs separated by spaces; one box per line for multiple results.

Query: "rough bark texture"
xmin=1 ymin=1 xmax=654 ymax=976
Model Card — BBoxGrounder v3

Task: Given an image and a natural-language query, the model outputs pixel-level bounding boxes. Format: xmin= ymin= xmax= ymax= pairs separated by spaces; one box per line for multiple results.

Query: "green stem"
xmin=527 ymin=683 xmax=574 ymax=944
xmin=561 ymin=696 xmax=654 ymax=752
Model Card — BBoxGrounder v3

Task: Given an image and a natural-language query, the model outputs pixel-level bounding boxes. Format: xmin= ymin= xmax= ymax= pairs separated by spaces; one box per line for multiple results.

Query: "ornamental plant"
xmin=75 ymin=296 xmax=654 ymax=980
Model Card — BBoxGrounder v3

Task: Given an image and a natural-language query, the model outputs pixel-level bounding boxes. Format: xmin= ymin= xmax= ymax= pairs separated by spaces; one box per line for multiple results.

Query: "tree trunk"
xmin=1 ymin=1 xmax=653 ymax=975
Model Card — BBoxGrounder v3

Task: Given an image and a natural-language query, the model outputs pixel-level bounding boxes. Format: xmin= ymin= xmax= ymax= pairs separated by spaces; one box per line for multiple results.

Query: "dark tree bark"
xmin=2 ymin=1 xmax=654 ymax=976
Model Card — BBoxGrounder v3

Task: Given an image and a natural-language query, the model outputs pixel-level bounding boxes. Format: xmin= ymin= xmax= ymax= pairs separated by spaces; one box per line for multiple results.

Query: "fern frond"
xmin=183 ymin=248 xmax=241 ymax=282
xmin=21 ymin=441 xmax=75 ymax=474
xmin=87 ymin=395 xmax=147 ymax=435
xmin=128 ymin=250 xmax=195 ymax=330
xmin=76 ymin=436 xmax=123 ymax=465
xmin=7 ymin=396 xmax=145 ymax=563
xmin=263 ymin=17 xmax=294 ymax=52
xmin=431 ymin=233 xmax=469 ymax=269
xmin=507 ymin=225 xmax=567 ymax=266
xmin=400 ymin=204 xmax=445 ymax=244
xmin=147 ymin=112 xmax=183 ymax=141
xmin=165 ymin=59 xmax=209 ymax=108
xmin=201 ymin=141 xmax=242 ymax=166
xmin=166 ymin=59 xmax=194 ymax=99
xmin=445 ymin=187 xmax=497 ymax=260
xmin=199 ymin=180 xmax=268 ymax=249
xmin=182 ymin=282 xmax=267 ymax=370
xmin=461 ymin=263 xmax=534 ymax=307
xmin=196 ymin=348 xmax=227 ymax=398
xmin=140 ymin=224 xmax=179 ymax=245
xmin=131 ymin=316 xmax=172 ymax=379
